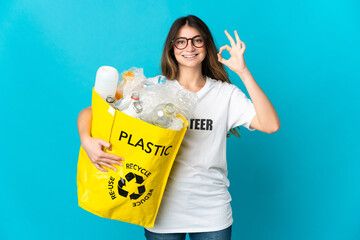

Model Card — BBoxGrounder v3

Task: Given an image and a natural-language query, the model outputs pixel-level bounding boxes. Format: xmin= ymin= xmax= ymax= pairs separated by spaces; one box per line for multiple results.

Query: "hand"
xmin=217 ymin=30 xmax=248 ymax=74
xmin=82 ymin=137 xmax=124 ymax=172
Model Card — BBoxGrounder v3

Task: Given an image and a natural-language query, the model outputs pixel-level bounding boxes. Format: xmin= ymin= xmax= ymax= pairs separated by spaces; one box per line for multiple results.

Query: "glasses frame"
xmin=171 ymin=35 xmax=204 ymax=50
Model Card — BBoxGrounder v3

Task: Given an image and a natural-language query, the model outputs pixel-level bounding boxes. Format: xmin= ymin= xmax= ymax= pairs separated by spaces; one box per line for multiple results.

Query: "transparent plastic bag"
xmin=121 ymin=67 xmax=147 ymax=98
xmin=115 ymin=67 xmax=146 ymax=101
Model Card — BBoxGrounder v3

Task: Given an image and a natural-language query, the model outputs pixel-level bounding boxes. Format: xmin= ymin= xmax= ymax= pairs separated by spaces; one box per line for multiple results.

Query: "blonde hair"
xmin=161 ymin=15 xmax=242 ymax=137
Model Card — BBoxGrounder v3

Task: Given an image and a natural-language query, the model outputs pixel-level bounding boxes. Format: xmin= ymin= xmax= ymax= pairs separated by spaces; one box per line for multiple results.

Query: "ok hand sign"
xmin=217 ymin=30 xmax=248 ymax=74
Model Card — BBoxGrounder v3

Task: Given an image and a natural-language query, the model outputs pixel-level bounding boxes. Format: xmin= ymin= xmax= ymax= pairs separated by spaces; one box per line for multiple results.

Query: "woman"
xmin=78 ymin=15 xmax=280 ymax=240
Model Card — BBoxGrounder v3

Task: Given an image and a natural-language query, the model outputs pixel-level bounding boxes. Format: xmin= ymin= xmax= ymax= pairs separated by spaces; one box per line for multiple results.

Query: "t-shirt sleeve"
xmin=227 ymin=86 xmax=257 ymax=131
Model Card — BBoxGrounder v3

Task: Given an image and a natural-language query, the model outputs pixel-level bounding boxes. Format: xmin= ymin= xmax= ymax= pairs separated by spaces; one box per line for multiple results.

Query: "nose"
xmin=185 ymin=39 xmax=195 ymax=51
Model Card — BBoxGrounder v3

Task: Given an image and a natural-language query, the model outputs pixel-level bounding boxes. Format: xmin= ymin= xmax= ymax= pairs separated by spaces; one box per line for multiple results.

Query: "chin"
xmin=178 ymin=62 xmax=202 ymax=68
xmin=176 ymin=56 xmax=205 ymax=69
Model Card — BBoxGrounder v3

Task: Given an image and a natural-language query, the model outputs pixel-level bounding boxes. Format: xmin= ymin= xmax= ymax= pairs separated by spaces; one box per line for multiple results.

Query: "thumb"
xmin=217 ymin=53 xmax=229 ymax=65
xmin=98 ymin=139 xmax=111 ymax=151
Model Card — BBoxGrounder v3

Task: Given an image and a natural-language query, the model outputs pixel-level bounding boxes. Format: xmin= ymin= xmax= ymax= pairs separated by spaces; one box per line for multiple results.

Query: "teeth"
xmin=183 ymin=54 xmax=197 ymax=58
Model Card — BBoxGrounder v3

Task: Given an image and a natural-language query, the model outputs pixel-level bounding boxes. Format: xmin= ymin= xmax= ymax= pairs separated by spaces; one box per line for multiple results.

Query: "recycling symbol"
xmin=117 ymin=172 xmax=146 ymax=200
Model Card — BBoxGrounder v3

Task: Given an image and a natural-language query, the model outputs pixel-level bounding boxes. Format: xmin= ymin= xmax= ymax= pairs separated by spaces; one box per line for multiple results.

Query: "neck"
xmin=177 ymin=65 xmax=205 ymax=92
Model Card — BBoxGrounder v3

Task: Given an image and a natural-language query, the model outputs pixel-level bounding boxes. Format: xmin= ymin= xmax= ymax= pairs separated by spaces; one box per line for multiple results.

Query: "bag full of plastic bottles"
xmin=113 ymin=67 xmax=197 ymax=130
xmin=77 ymin=66 xmax=196 ymax=228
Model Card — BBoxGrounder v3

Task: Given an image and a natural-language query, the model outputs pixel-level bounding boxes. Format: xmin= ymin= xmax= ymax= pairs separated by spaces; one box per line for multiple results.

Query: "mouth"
xmin=182 ymin=54 xmax=199 ymax=59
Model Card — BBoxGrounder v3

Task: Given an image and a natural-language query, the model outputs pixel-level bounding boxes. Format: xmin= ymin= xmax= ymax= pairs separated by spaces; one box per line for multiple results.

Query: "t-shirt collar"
xmin=174 ymin=76 xmax=210 ymax=98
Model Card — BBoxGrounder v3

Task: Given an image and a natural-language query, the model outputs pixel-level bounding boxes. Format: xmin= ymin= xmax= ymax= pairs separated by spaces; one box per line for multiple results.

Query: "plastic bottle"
xmin=144 ymin=80 xmax=154 ymax=88
xmin=176 ymin=88 xmax=197 ymax=120
xmin=158 ymin=76 xmax=166 ymax=84
xmin=122 ymin=93 xmax=143 ymax=118
xmin=94 ymin=66 xmax=119 ymax=103
xmin=152 ymin=103 xmax=176 ymax=128
xmin=167 ymin=117 xmax=184 ymax=131
xmin=114 ymin=98 xmax=124 ymax=110
xmin=115 ymin=70 xmax=134 ymax=101
xmin=115 ymin=83 xmax=125 ymax=101
xmin=117 ymin=92 xmax=140 ymax=111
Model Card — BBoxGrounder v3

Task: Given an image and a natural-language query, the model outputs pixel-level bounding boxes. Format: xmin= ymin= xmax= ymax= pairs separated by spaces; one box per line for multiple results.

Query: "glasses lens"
xmin=193 ymin=36 xmax=204 ymax=48
xmin=175 ymin=38 xmax=187 ymax=49
xmin=173 ymin=36 xmax=204 ymax=49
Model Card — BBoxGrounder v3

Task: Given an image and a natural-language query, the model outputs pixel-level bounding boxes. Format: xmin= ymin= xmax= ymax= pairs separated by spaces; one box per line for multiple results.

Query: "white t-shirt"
xmin=146 ymin=75 xmax=256 ymax=233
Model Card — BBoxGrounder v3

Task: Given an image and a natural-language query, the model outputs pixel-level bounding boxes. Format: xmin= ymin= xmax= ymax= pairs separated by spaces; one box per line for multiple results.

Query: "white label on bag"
xmin=108 ymin=105 xmax=115 ymax=116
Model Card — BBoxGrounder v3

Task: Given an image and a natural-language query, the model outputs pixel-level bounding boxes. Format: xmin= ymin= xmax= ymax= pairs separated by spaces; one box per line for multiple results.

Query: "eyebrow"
xmin=175 ymin=35 xmax=201 ymax=39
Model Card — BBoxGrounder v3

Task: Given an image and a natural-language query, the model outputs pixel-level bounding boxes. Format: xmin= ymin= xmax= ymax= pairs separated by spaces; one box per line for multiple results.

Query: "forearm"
xmin=238 ymin=68 xmax=280 ymax=131
xmin=77 ymin=106 xmax=93 ymax=143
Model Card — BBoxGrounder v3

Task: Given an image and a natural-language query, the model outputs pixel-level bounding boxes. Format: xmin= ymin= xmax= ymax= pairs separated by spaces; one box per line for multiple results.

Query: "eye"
xmin=194 ymin=38 xmax=203 ymax=43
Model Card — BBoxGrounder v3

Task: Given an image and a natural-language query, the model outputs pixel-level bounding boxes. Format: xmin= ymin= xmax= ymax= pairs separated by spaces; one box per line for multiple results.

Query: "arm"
xmin=77 ymin=106 xmax=92 ymax=143
xmin=238 ymin=69 xmax=280 ymax=134
xmin=218 ymin=30 xmax=280 ymax=134
xmin=77 ymin=106 xmax=124 ymax=172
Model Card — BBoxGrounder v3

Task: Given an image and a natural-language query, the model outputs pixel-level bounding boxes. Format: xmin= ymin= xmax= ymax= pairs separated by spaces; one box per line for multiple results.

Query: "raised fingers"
xmin=234 ymin=30 xmax=241 ymax=47
xmin=240 ymin=41 xmax=246 ymax=52
xmin=218 ymin=45 xmax=232 ymax=55
xmin=224 ymin=30 xmax=236 ymax=47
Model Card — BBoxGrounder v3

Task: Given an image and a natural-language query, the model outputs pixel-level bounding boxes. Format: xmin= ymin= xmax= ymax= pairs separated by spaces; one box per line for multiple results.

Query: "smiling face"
xmin=173 ymin=25 xmax=206 ymax=69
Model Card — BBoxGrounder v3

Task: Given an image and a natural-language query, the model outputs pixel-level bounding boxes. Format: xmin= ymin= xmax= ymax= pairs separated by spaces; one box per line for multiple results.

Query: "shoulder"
xmin=206 ymin=76 xmax=237 ymax=93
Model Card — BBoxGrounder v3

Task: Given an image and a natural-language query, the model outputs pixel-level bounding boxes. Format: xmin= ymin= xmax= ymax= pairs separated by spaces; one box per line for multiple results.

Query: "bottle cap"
xmin=106 ymin=95 xmax=115 ymax=103
xmin=131 ymin=92 xmax=140 ymax=100
xmin=158 ymin=76 xmax=166 ymax=84
xmin=164 ymin=103 xmax=176 ymax=115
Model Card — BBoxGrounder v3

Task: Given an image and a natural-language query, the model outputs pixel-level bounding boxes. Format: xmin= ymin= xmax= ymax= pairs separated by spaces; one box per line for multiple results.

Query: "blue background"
xmin=1 ymin=0 xmax=359 ymax=239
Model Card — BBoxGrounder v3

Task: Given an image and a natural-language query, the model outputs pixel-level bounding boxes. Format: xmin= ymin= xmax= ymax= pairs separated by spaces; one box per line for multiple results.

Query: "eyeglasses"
xmin=171 ymin=35 xmax=204 ymax=50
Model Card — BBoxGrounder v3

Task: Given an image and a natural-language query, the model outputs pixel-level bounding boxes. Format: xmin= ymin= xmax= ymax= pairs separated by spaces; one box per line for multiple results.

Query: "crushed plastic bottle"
xmin=115 ymin=70 xmax=135 ymax=101
xmin=152 ymin=103 xmax=176 ymax=128
xmin=122 ymin=68 xmax=147 ymax=98
xmin=122 ymin=100 xmax=143 ymax=118
xmin=121 ymin=93 xmax=143 ymax=118
xmin=167 ymin=117 xmax=184 ymax=131
xmin=117 ymin=92 xmax=140 ymax=112
xmin=175 ymin=88 xmax=197 ymax=120
xmin=114 ymin=98 xmax=124 ymax=110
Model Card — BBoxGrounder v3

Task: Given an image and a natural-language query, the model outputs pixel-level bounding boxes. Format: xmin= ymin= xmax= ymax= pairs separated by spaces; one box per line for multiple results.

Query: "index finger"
xmin=224 ymin=30 xmax=236 ymax=48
